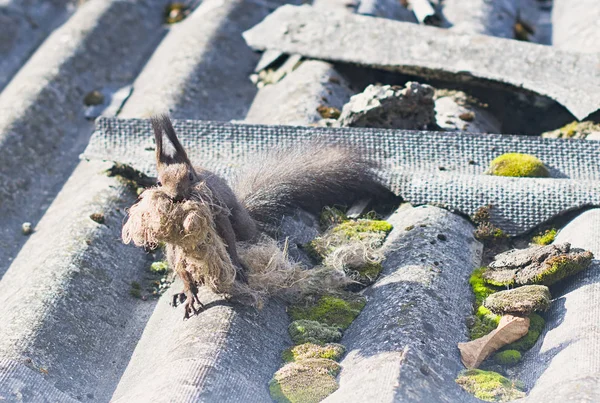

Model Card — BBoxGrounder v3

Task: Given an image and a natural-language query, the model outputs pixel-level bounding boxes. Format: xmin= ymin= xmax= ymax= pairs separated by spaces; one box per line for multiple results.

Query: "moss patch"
xmin=483 ymin=285 xmax=551 ymax=316
xmin=269 ymin=359 xmax=341 ymax=403
xmin=471 ymin=305 xmax=501 ymax=340
xmin=354 ymin=262 xmax=383 ymax=285
xmin=469 ymin=268 xmax=502 ymax=339
xmin=486 ymin=153 xmax=550 ymax=178
xmin=282 ymin=343 xmax=345 ymax=363
xmin=289 ymin=320 xmax=342 ymax=345
xmin=106 ymin=163 xmax=154 ymax=194
xmin=470 ymin=268 xmax=500 ymax=306
xmin=503 ymin=313 xmax=545 ymax=352
xmin=150 ymin=261 xmax=169 ymax=274
xmin=456 ymin=369 xmax=525 ymax=402
xmin=542 ymin=120 xmax=600 ymax=139
xmin=319 ymin=207 xmax=347 ymax=229
xmin=309 ymin=219 xmax=392 ymax=259
xmin=532 ymin=252 xmax=593 ymax=286
xmin=289 ymin=295 xmax=366 ymax=330
xmin=493 ymin=350 xmax=521 ymax=366
xmin=532 ymin=228 xmax=557 ymax=245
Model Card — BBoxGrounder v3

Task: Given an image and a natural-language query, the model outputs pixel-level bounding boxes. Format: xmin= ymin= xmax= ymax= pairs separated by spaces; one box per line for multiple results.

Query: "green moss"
xmin=468 ymin=268 xmax=502 ymax=339
xmin=308 ymin=219 xmax=392 ymax=260
xmin=531 ymin=252 xmax=593 ymax=286
xmin=319 ymin=207 xmax=347 ymax=229
xmin=288 ymin=320 xmax=342 ymax=345
xmin=289 ymin=296 xmax=366 ymax=330
xmin=470 ymin=268 xmax=500 ymax=306
xmin=355 ymin=262 xmax=383 ymax=284
xmin=483 ymin=285 xmax=551 ymax=315
xmin=542 ymin=120 xmax=600 ymax=139
xmin=282 ymin=343 xmax=345 ymax=363
xmin=471 ymin=306 xmax=501 ymax=340
xmin=269 ymin=359 xmax=340 ymax=403
xmin=532 ymin=228 xmax=557 ymax=245
xmin=474 ymin=222 xmax=508 ymax=244
xmin=333 ymin=220 xmax=393 ymax=237
xmin=456 ymin=369 xmax=525 ymax=402
xmin=487 ymin=153 xmax=550 ymax=178
xmin=150 ymin=261 xmax=169 ymax=274
xmin=503 ymin=313 xmax=545 ymax=352
xmin=493 ymin=350 xmax=522 ymax=366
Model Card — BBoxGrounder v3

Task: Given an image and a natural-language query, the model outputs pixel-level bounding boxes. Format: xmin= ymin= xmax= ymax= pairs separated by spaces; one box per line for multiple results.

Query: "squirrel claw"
xmin=171 ymin=289 xmax=204 ymax=319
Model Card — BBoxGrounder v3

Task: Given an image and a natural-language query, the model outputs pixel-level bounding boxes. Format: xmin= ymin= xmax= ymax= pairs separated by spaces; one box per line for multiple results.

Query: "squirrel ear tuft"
xmin=151 ymin=114 xmax=191 ymax=166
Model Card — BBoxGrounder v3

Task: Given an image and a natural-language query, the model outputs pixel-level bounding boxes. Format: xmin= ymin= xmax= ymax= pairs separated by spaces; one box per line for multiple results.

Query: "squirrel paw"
xmin=171 ymin=289 xmax=204 ymax=320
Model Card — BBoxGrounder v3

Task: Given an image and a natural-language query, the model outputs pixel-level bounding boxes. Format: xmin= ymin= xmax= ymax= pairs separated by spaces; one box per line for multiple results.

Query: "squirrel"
xmin=122 ymin=115 xmax=392 ymax=319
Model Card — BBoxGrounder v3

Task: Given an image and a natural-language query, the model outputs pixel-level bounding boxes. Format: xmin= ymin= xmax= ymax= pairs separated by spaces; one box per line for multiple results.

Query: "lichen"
xmin=282 ymin=343 xmax=345 ymax=363
xmin=269 ymin=359 xmax=341 ymax=403
xmin=150 ymin=261 xmax=169 ymax=274
xmin=503 ymin=313 xmax=545 ymax=352
xmin=532 ymin=228 xmax=557 ymax=245
xmin=288 ymin=320 xmax=342 ymax=345
xmin=456 ymin=369 xmax=525 ymax=402
xmin=532 ymin=252 xmax=593 ymax=286
xmin=486 ymin=153 xmax=550 ymax=178
xmin=288 ymin=295 xmax=366 ymax=330
xmin=493 ymin=350 xmax=522 ymax=366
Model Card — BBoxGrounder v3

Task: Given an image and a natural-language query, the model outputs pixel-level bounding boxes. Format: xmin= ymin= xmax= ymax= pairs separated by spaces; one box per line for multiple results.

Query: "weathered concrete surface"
xmin=0 ymin=0 xmax=168 ymax=275
xmin=553 ymin=0 xmax=600 ymax=53
xmin=119 ymin=0 xmax=285 ymax=120
xmin=337 ymin=83 xmax=436 ymax=129
xmin=0 ymin=161 xmax=155 ymax=402
xmin=516 ymin=209 xmax=600 ymax=401
xmin=440 ymin=0 xmax=517 ymax=38
xmin=434 ymin=91 xmax=501 ymax=134
xmin=243 ymin=5 xmax=600 ymax=120
xmin=0 ymin=0 xmax=73 ymax=91
xmin=245 ymin=60 xmax=353 ymax=125
xmin=111 ymin=284 xmax=289 ymax=402
xmin=324 ymin=205 xmax=482 ymax=402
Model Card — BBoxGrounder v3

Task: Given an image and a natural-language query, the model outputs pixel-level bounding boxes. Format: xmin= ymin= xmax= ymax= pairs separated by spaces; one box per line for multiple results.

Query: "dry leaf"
xmin=458 ymin=315 xmax=530 ymax=369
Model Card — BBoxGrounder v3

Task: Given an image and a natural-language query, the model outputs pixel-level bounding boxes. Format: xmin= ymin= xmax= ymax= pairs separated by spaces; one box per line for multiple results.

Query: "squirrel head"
xmin=151 ymin=115 xmax=199 ymax=201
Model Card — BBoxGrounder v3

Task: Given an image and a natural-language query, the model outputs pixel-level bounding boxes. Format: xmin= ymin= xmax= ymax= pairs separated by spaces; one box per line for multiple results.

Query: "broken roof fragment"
xmin=243 ymin=5 xmax=600 ymax=120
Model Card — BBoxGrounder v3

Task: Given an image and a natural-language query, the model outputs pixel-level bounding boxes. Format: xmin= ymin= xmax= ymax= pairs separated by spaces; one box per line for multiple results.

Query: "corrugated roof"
xmin=1 ymin=0 xmax=599 ymax=402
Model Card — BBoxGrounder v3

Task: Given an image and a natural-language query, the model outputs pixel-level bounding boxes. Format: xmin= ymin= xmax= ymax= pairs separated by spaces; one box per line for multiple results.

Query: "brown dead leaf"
xmin=458 ymin=315 xmax=530 ymax=369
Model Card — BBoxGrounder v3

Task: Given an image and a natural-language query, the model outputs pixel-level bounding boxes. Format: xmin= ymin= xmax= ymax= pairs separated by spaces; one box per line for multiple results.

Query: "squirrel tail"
xmin=232 ymin=141 xmax=393 ymax=228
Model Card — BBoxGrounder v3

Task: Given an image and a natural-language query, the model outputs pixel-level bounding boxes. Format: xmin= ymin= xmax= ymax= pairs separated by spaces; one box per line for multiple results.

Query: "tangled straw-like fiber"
xmin=122 ymin=186 xmax=237 ymax=295
xmin=122 ymin=187 xmax=345 ymax=307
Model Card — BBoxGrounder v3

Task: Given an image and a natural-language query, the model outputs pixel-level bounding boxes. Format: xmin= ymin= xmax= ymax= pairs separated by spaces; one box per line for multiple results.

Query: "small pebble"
xmin=90 ymin=213 xmax=105 ymax=224
xmin=459 ymin=111 xmax=475 ymax=122
xmin=437 ymin=234 xmax=447 ymax=241
xmin=22 ymin=222 xmax=33 ymax=235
